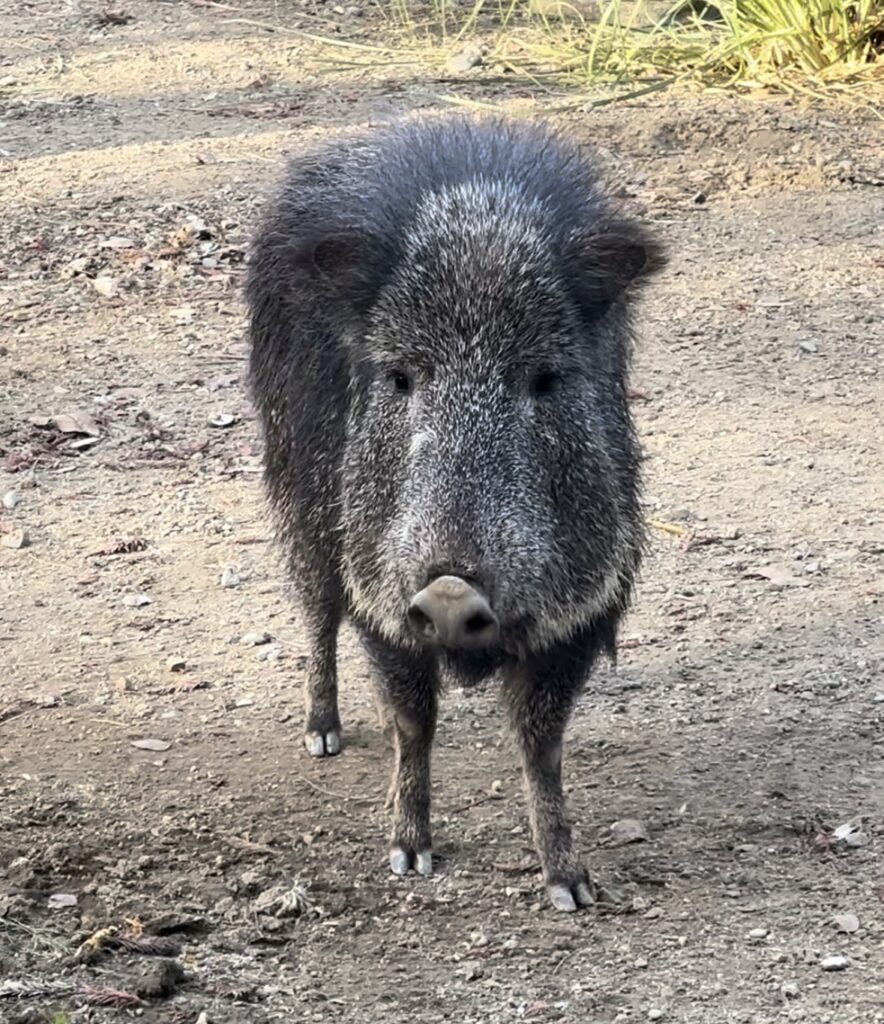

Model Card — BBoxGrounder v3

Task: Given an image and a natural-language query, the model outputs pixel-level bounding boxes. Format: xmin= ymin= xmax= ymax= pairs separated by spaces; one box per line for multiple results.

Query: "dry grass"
xmin=328 ymin=0 xmax=884 ymax=107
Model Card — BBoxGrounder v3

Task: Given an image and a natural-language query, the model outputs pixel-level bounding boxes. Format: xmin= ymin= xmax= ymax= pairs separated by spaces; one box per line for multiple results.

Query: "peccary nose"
xmin=407 ymin=575 xmax=499 ymax=649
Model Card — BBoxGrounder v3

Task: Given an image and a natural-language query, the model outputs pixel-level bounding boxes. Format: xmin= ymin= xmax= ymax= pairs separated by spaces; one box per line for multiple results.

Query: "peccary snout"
xmin=407 ymin=575 xmax=499 ymax=649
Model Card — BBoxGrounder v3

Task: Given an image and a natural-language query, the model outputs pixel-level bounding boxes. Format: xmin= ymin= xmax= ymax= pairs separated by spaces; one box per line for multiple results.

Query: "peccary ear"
xmin=291 ymin=228 xmax=389 ymax=316
xmin=566 ymin=219 xmax=666 ymax=317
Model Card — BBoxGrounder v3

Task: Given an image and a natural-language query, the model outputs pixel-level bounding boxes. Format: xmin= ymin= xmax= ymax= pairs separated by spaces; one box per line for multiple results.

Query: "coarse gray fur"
xmin=247 ymin=113 xmax=665 ymax=912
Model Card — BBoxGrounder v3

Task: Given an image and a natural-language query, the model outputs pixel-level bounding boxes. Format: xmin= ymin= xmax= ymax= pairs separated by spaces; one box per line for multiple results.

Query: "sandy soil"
xmin=1 ymin=2 xmax=883 ymax=1022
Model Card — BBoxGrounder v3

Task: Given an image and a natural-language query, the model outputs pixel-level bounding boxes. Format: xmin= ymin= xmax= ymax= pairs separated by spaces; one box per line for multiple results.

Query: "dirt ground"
xmin=1 ymin=1 xmax=883 ymax=1022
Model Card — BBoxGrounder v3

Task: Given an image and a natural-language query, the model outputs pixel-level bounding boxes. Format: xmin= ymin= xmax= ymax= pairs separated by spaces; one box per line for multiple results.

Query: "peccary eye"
xmin=389 ymin=369 xmax=413 ymax=395
xmin=530 ymin=371 xmax=559 ymax=398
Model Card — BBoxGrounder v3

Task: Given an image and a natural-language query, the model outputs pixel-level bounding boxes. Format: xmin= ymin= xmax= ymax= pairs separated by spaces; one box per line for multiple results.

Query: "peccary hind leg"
xmin=364 ymin=636 xmax=437 ymax=876
xmin=303 ymin=599 xmax=343 ymax=758
xmin=504 ymin=636 xmax=598 ymax=913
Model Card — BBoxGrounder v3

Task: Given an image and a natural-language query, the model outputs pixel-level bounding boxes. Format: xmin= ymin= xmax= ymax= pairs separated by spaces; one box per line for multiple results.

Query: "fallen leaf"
xmin=53 ymin=410 xmax=101 ymax=437
xmin=744 ymin=564 xmax=810 ymax=588
xmin=78 ymin=984 xmax=144 ymax=1008
xmin=48 ymin=893 xmax=78 ymax=909
xmin=69 ymin=436 xmax=102 ymax=450
xmin=833 ymin=912 xmax=859 ymax=934
xmin=832 ymin=818 xmax=868 ymax=848
xmin=91 ymin=537 xmax=149 ymax=556
xmin=131 ymin=738 xmax=171 ymax=752
xmin=649 ymin=519 xmax=689 ymax=537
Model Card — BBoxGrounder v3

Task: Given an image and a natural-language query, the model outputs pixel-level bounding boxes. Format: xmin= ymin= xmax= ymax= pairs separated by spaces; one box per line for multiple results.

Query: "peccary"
xmin=247 ymin=114 xmax=664 ymax=912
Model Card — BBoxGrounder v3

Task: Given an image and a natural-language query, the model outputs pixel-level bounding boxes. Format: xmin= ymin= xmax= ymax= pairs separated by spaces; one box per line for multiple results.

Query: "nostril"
xmin=464 ymin=610 xmax=496 ymax=635
xmin=407 ymin=604 xmax=435 ymax=637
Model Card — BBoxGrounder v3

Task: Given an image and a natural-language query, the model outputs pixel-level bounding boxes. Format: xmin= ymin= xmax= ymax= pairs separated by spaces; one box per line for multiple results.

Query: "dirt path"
xmin=2 ymin=2 xmax=883 ymax=1022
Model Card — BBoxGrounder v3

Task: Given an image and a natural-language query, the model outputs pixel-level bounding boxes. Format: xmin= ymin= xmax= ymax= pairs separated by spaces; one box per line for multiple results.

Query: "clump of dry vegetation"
xmin=367 ymin=0 xmax=884 ymax=105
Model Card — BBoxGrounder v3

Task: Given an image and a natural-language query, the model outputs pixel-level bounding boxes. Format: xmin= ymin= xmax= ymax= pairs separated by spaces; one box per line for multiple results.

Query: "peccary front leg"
xmin=303 ymin=601 xmax=342 ymax=758
xmin=363 ymin=637 xmax=438 ymax=876
xmin=504 ymin=648 xmax=594 ymax=913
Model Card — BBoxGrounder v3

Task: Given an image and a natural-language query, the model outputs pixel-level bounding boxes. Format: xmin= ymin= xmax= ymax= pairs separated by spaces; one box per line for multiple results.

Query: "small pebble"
xmin=748 ymin=927 xmax=768 ymax=940
xmin=220 ymin=567 xmax=241 ymax=588
xmin=446 ymin=49 xmax=484 ymax=74
xmin=1 ymin=529 xmax=29 ymax=550
xmin=781 ymin=982 xmax=799 ymax=999
xmin=648 ymin=1010 xmax=664 ymax=1021
xmin=610 ymin=818 xmax=648 ymax=845
xmin=166 ymin=656 xmax=186 ymax=673
xmin=2 ymin=490 xmax=21 ymax=510
xmin=635 ymin=957 xmax=649 ymax=968
xmin=820 ymin=955 xmax=849 ymax=971
xmin=241 ymin=631 xmax=271 ymax=646
xmin=122 ymin=593 xmax=151 ymax=608
xmin=92 ymin=275 xmax=118 ymax=298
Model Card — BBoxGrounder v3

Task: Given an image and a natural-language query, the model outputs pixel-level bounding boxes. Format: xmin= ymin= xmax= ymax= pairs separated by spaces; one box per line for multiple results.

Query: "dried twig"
xmin=220 ymin=834 xmax=280 ymax=857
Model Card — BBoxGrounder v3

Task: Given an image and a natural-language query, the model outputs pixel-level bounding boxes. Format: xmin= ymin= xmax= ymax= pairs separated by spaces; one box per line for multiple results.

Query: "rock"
xmin=220 ymin=567 xmax=241 ymax=588
xmin=122 ymin=593 xmax=152 ymax=607
xmin=136 ymin=958 xmax=185 ymax=999
xmin=241 ymin=631 xmax=271 ymax=646
xmin=820 ymin=955 xmax=849 ymax=971
xmin=833 ymin=912 xmax=859 ymax=934
xmin=48 ymin=893 xmax=78 ymax=909
xmin=609 ymin=818 xmax=648 ymax=845
xmin=1 ymin=529 xmax=29 ymax=550
xmin=781 ymin=982 xmax=799 ymax=999
xmin=166 ymin=656 xmax=186 ymax=673
xmin=445 ymin=49 xmax=483 ymax=74
xmin=648 ymin=1011 xmax=664 ymax=1021
xmin=2 ymin=490 xmax=21 ymax=510
xmin=208 ymin=413 xmax=238 ymax=428
xmin=747 ymin=927 xmax=768 ymax=940
xmin=92 ymin=275 xmax=118 ymax=298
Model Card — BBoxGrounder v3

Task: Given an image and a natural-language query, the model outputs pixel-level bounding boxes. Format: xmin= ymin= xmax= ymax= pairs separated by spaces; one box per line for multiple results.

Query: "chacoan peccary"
xmin=247 ymin=114 xmax=664 ymax=912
